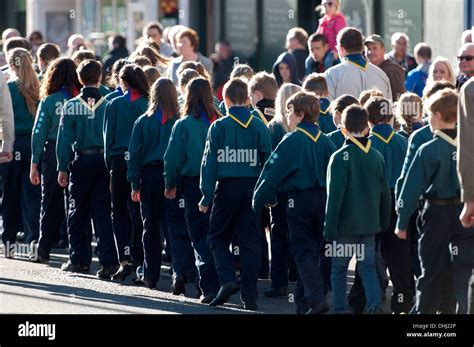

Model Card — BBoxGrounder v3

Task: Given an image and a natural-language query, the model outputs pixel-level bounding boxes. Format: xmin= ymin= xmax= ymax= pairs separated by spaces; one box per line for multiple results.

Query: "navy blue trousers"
xmin=286 ymin=187 xmax=326 ymax=312
xmin=67 ymin=153 xmax=117 ymax=267
xmin=208 ymin=178 xmax=262 ymax=304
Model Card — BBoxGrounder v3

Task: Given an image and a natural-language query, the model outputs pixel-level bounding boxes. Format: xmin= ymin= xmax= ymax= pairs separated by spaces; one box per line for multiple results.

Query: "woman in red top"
xmin=316 ymin=0 xmax=346 ymax=59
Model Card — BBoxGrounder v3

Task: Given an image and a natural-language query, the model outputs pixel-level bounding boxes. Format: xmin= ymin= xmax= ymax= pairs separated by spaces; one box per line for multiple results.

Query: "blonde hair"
xmin=426 ymin=56 xmax=456 ymax=86
xmin=271 ymin=83 xmax=301 ymax=132
xmin=395 ymin=93 xmax=423 ymax=136
xmin=317 ymin=0 xmax=341 ymax=14
xmin=8 ymin=48 xmax=40 ymax=116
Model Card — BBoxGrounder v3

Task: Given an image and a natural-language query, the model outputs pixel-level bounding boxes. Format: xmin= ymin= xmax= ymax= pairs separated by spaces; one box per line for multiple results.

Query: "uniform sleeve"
xmin=379 ymin=156 xmax=392 ymax=231
xmin=324 ymin=152 xmax=347 ymax=240
xmin=164 ymin=120 xmax=187 ymax=189
xmin=103 ymin=100 xmax=117 ymax=170
xmin=127 ymin=117 xmax=144 ymax=191
xmin=0 ymin=73 xmax=14 ymax=152
xmin=56 ymin=103 xmax=75 ymax=172
xmin=457 ymin=82 xmax=474 ymax=202
xmin=396 ymin=147 xmax=436 ymax=230
xmin=31 ymin=99 xmax=51 ymax=164
xmin=258 ymin=125 xmax=273 ymax=168
xmin=199 ymin=123 xmax=219 ymax=207
xmin=252 ymin=138 xmax=298 ymax=209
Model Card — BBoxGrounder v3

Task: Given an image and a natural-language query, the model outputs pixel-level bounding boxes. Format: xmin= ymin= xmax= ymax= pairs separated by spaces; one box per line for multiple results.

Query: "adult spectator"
xmin=67 ymin=34 xmax=98 ymax=59
xmin=28 ymin=30 xmax=44 ymax=58
xmin=461 ymin=29 xmax=472 ymax=45
xmin=405 ymin=43 xmax=432 ymax=97
xmin=0 ymin=69 xmax=14 ymax=163
xmin=305 ymin=33 xmax=336 ymax=75
xmin=285 ymin=27 xmax=308 ymax=81
xmin=102 ymin=35 xmax=130 ymax=80
xmin=1 ymin=28 xmax=20 ymax=42
xmin=143 ymin=21 xmax=173 ymax=57
xmin=167 ymin=28 xmax=213 ymax=85
xmin=457 ymin=78 xmax=474 ymax=314
xmin=387 ymin=32 xmax=417 ymax=75
xmin=364 ymin=34 xmax=406 ymax=101
xmin=456 ymin=43 xmax=474 ymax=90
xmin=324 ymin=27 xmax=392 ymax=100
xmin=36 ymin=43 xmax=60 ymax=79
xmin=210 ymin=41 xmax=236 ymax=98
xmin=425 ymin=56 xmax=456 ymax=87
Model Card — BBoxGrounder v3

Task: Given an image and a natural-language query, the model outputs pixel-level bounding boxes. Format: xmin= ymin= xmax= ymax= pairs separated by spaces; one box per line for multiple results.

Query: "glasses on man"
xmin=458 ymin=56 xmax=474 ymax=62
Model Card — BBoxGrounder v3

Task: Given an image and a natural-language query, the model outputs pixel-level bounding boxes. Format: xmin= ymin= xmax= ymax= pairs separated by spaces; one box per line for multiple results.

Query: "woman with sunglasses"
xmin=315 ymin=0 xmax=346 ymax=60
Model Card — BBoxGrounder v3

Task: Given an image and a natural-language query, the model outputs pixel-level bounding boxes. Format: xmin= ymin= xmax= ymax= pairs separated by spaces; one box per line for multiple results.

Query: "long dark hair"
xmin=119 ymin=64 xmax=150 ymax=98
xmin=182 ymin=77 xmax=221 ymax=120
xmin=146 ymin=77 xmax=179 ymax=121
xmin=40 ymin=57 xmax=81 ymax=100
xmin=107 ymin=58 xmax=130 ymax=89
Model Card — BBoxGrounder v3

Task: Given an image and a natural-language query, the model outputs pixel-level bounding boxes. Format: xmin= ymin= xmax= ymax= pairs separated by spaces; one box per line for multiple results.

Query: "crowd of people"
xmin=0 ymin=0 xmax=473 ymax=314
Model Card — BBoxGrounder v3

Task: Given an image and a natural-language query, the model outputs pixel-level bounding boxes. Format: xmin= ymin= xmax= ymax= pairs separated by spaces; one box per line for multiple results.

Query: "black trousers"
xmin=67 ymin=153 xmax=117 ymax=267
xmin=37 ymin=141 xmax=67 ymax=258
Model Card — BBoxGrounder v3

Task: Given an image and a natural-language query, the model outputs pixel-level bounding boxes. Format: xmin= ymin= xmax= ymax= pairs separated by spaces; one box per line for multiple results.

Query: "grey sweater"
xmin=0 ymin=70 xmax=14 ymax=152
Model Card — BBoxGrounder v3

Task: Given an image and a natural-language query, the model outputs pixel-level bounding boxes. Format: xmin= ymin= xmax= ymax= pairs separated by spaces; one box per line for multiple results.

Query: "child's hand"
xmin=131 ymin=190 xmax=141 ymax=203
xmin=395 ymin=228 xmax=407 ymax=240
xmin=199 ymin=204 xmax=208 ymax=214
xmin=460 ymin=202 xmax=474 ymax=228
xmin=30 ymin=164 xmax=41 ymax=185
xmin=58 ymin=172 xmax=68 ymax=188
xmin=164 ymin=187 xmax=177 ymax=200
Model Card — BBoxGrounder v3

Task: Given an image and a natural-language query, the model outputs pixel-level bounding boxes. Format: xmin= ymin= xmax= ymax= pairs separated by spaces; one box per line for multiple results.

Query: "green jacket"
xmin=200 ymin=106 xmax=272 ymax=207
xmin=369 ymin=123 xmax=408 ymax=189
xmin=127 ymin=109 xmax=177 ymax=191
xmin=32 ymin=90 xmax=69 ymax=164
xmin=8 ymin=80 xmax=36 ymax=135
xmin=318 ymin=98 xmax=337 ymax=134
xmin=103 ymin=90 xmax=148 ymax=169
xmin=395 ymin=124 xmax=433 ymax=199
xmin=56 ymin=88 xmax=107 ymax=172
xmin=396 ymin=130 xmax=460 ymax=230
xmin=268 ymin=120 xmax=287 ymax=150
xmin=104 ymin=86 xmax=123 ymax=102
xmin=99 ymin=84 xmax=112 ymax=97
xmin=324 ymin=137 xmax=392 ymax=239
xmin=253 ymin=122 xmax=336 ymax=209
xmin=328 ymin=129 xmax=345 ymax=149
xmin=164 ymin=112 xmax=213 ymax=189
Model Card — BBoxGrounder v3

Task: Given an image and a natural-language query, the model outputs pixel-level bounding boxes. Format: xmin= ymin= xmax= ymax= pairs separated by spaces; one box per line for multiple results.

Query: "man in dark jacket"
xmin=102 ymin=35 xmax=129 ymax=82
xmin=365 ymin=34 xmax=406 ymax=101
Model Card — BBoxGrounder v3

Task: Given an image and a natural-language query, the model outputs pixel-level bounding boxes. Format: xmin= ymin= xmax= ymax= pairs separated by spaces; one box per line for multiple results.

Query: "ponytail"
xmin=119 ymin=64 xmax=150 ymax=98
xmin=9 ymin=48 xmax=40 ymax=116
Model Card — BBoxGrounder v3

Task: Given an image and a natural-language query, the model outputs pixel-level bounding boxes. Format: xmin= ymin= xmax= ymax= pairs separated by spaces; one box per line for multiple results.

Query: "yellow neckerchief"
xmin=296 ymin=126 xmax=321 ymax=142
xmin=78 ymin=96 xmax=105 ymax=113
xmin=253 ymin=108 xmax=269 ymax=127
xmin=370 ymin=129 xmax=395 ymax=144
xmin=347 ymin=135 xmax=372 ymax=154
xmin=434 ymin=130 xmax=457 ymax=147
xmin=228 ymin=113 xmax=253 ymax=128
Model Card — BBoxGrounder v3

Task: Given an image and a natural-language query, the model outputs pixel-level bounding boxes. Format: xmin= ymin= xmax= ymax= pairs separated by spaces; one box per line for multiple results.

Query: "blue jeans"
xmin=331 ymin=234 xmax=381 ymax=312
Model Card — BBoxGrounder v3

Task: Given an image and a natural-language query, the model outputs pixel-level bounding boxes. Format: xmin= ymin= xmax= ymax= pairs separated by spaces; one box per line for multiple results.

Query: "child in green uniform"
xmin=56 ymin=59 xmax=119 ymax=277
xmin=325 ymin=104 xmax=391 ymax=314
xmin=219 ymin=64 xmax=254 ymax=115
xmin=253 ymin=91 xmax=336 ymax=314
xmin=104 ymin=64 xmax=149 ymax=280
xmin=200 ymin=78 xmax=272 ymax=310
xmin=395 ymin=92 xmax=424 ymax=139
xmin=30 ymin=57 xmax=82 ymax=262
xmin=302 ymin=73 xmax=336 ymax=134
xmin=327 ymin=94 xmax=359 ymax=149
xmin=127 ymin=78 xmax=179 ymax=289
xmin=365 ymin=96 xmax=414 ymax=313
xmin=263 ymin=83 xmax=301 ymax=297
xmin=396 ymin=89 xmax=472 ymax=314
xmin=104 ymin=59 xmax=130 ymax=102
xmin=1 ymin=48 xmax=41 ymax=251
xmin=71 ymin=49 xmax=111 ymax=97
xmin=164 ymin=77 xmax=221 ymax=302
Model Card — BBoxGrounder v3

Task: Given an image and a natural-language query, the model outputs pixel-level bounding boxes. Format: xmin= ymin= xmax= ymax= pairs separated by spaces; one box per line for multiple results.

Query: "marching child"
xmin=200 ymin=78 xmax=272 ymax=310
xmin=253 ymin=91 xmax=336 ymax=314
xmin=327 ymin=94 xmax=359 ymax=149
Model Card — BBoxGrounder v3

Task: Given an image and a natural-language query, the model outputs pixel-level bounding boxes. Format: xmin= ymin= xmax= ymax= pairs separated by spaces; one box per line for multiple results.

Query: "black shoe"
xmin=209 ymin=282 xmax=241 ymax=306
xmin=243 ymin=302 xmax=258 ymax=311
xmin=30 ymin=253 xmax=49 ymax=264
xmin=111 ymin=264 xmax=133 ymax=281
xmin=306 ymin=301 xmax=330 ymax=315
xmin=171 ymin=273 xmax=186 ymax=295
xmin=262 ymin=286 xmax=288 ymax=298
xmin=97 ymin=265 xmax=120 ymax=279
xmin=200 ymin=294 xmax=217 ymax=304
xmin=61 ymin=260 xmax=90 ymax=274
xmin=52 ymin=239 xmax=68 ymax=249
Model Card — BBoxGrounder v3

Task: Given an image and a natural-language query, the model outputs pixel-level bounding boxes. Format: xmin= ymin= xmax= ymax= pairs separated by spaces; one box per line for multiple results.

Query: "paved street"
xmin=0 ymin=244 xmax=380 ymax=315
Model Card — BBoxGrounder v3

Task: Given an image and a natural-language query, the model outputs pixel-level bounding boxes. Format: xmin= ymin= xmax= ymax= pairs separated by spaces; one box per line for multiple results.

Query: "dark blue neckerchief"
xmin=60 ymin=86 xmax=72 ymax=100
xmin=413 ymin=122 xmax=424 ymax=131
xmin=154 ymin=108 xmax=167 ymax=125
xmin=372 ymin=123 xmax=394 ymax=138
xmin=320 ymin=98 xmax=330 ymax=114
xmin=228 ymin=106 xmax=252 ymax=121
xmin=115 ymin=86 xmax=124 ymax=96
xmin=345 ymin=53 xmax=368 ymax=70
